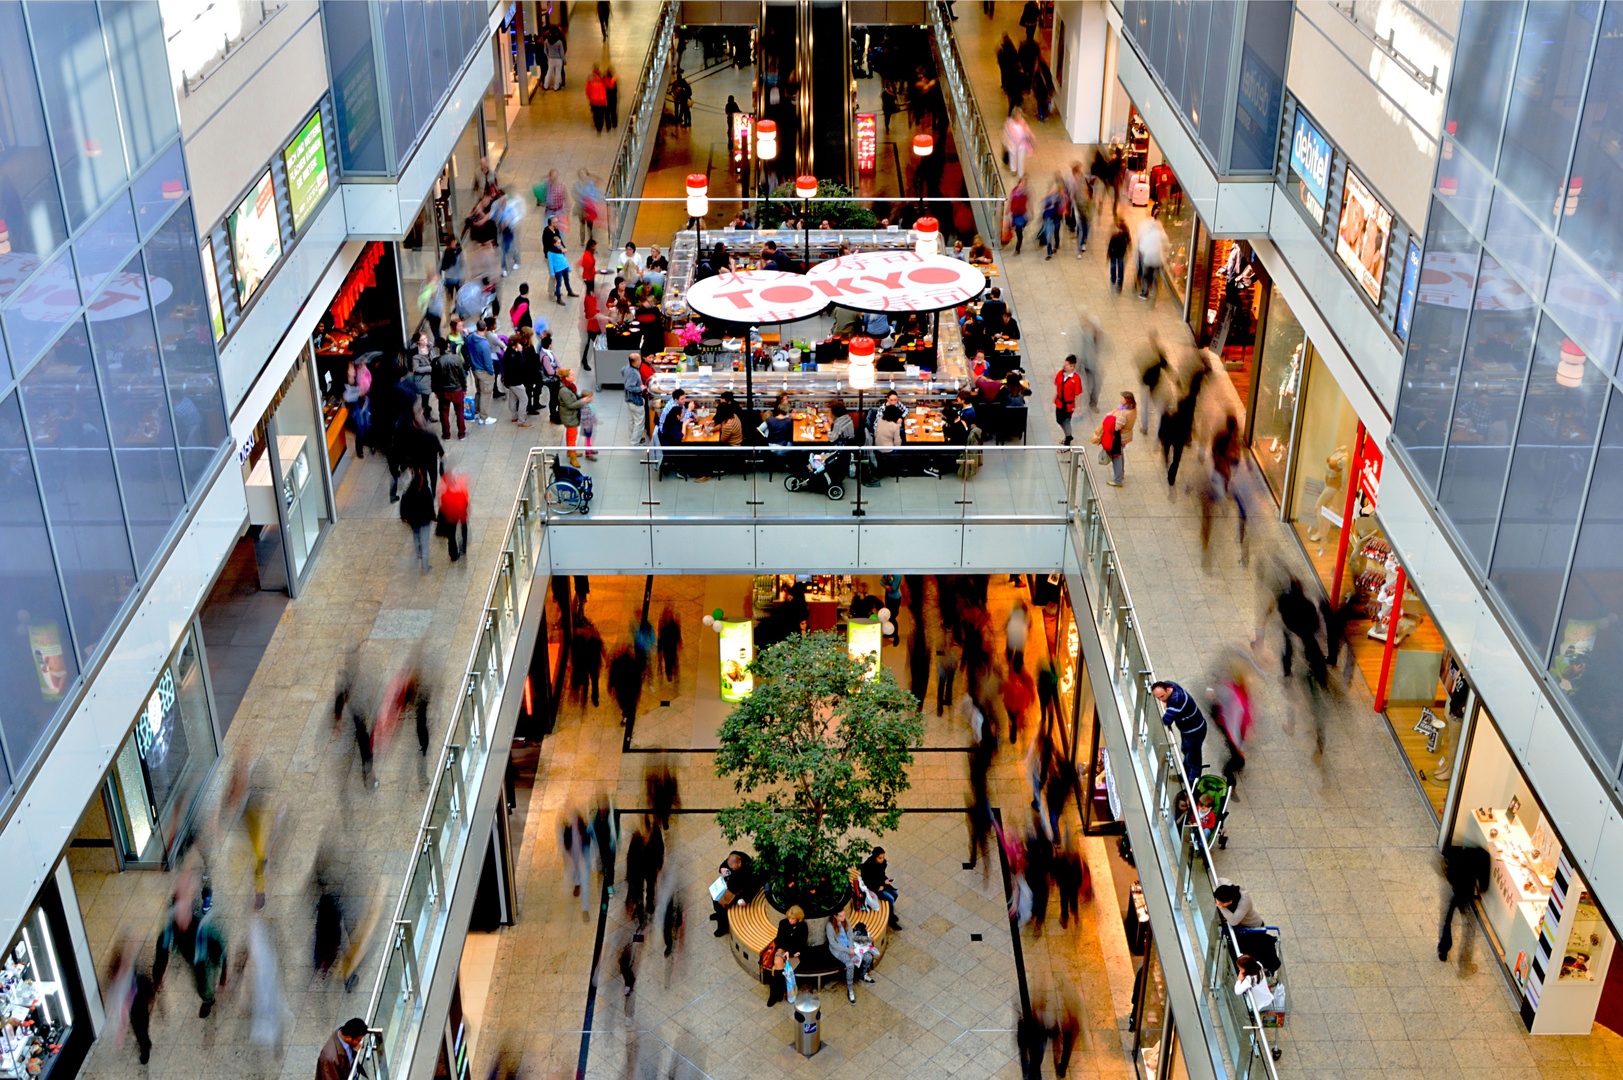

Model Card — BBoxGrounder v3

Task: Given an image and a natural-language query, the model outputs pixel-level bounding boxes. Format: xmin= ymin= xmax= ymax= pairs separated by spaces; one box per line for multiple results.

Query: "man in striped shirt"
xmin=1152 ymin=680 xmax=1207 ymax=783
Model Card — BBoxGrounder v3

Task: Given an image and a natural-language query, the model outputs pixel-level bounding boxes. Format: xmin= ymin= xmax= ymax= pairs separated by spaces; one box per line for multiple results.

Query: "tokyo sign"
xmin=806 ymin=250 xmax=986 ymax=313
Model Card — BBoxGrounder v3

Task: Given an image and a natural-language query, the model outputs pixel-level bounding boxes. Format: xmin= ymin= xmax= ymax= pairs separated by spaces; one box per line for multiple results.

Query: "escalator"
xmin=757 ymin=0 xmax=851 ymax=185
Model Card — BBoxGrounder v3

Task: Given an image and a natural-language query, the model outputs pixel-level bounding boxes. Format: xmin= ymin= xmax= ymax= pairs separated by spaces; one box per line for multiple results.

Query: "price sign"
xmin=856 ymin=113 xmax=876 ymax=174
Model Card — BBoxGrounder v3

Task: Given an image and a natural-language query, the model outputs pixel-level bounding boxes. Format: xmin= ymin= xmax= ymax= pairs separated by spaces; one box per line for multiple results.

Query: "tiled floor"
xmin=946 ymin=6 xmax=1623 ymax=1080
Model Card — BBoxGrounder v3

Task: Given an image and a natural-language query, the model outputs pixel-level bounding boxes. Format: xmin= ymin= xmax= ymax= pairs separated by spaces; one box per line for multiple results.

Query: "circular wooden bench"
xmin=727 ymin=870 xmax=891 ymax=987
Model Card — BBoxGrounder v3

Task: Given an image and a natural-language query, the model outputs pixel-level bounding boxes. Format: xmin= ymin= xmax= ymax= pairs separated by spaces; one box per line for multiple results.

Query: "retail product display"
xmin=1366 ymin=553 xmax=1420 ymax=644
xmin=0 ymin=930 xmax=70 ymax=1079
xmin=1305 ymin=446 xmax=1348 ymax=549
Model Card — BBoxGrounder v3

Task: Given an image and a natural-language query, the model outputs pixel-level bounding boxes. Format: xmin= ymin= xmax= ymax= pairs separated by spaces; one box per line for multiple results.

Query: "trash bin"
xmin=794 ymin=997 xmax=821 ymax=1056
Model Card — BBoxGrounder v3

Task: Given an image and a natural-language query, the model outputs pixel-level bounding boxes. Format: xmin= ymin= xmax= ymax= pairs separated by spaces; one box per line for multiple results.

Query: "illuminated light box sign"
xmin=805 ymin=251 xmax=986 ymax=313
xmin=1288 ymin=112 xmax=1330 ymax=224
xmin=685 ymin=269 xmax=831 ymax=324
xmin=847 ymin=620 xmax=882 ymax=678
xmin=856 ymin=113 xmax=876 ymax=174
xmin=230 ymin=170 xmax=281 ymax=305
xmin=1336 ymin=170 xmax=1391 ymax=304
xmin=719 ymin=620 xmax=754 ymax=702
xmin=284 ymin=111 xmax=330 ymax=232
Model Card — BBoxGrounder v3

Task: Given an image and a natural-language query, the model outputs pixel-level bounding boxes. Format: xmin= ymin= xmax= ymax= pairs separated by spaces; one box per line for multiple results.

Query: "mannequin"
xmin=1306 ymin=446 xmax=1350 ymax=548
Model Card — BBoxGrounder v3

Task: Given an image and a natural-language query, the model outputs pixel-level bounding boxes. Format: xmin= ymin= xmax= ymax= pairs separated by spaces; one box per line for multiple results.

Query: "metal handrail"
xmin=605 ymin=1 xmax=679 ymax=253
xmin=1069 ymin=453 xmax=1282 ymax=1080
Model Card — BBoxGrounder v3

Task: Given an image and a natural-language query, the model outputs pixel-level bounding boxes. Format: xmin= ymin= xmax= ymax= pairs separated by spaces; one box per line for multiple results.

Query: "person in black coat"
xmin=711 ymin=850 xmax=760 ymax=936
xmin=765 ymin=905 xmax=808 ymax=1007
xmin=860 ymin=847 xmax=902 ymax=931
xmin=1438 ymin=843 xmax=1489 ymax=961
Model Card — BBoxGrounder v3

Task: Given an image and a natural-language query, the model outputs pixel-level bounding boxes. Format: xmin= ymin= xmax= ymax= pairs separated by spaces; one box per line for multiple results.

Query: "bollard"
xmin=794 ymin=996 xmax=821 ymax=1056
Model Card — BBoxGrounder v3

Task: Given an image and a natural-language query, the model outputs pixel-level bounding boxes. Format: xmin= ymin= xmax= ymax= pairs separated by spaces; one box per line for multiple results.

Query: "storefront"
xmin=1107 ymin=98 xmax=1196 ymax=310
xmin=401 ymin=110 xmax=492 ymax=341
xmin=312 ymin=241 xmax=406 ymax=464
xmin=240 ymin=344 xmax=339 ymax=595
xmin=0 ymin=879 xmax=90 ymax=1080
xmin=1247 ymin=284 xmax=1306 ymax=501
xmin=100 ymin=625 xmax=219 ymax=868
xmin=1447 ymin=703 xmax=1619 ymax=1033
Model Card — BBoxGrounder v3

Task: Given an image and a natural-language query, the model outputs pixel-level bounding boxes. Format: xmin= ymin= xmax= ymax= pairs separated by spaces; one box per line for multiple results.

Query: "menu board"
xmin=719 ymin=620 xmax=754 ymax=701
xmin=847 ymin=620 xmax=882 ymax=678
xmin=200 ymin=241 xmax=225 ymax=340
xmin=284 ymin=112 xmax=329 ymax=232
xmin=856 ymin=113 xmax=876 ymax=175
xmin=1336 ymin=170 xmax=1392 ymax=304
xmin=229 ymin=170 xmax=281 ymax=304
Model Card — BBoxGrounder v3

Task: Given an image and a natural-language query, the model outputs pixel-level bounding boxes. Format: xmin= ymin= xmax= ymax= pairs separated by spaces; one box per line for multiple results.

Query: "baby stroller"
xmin=545 ymin=458 xmax=593 ymax=514
xmin=1191 ymin=773 xmax=1233 ymax=850
xmin=783 ymin=450 xmax=848 ymax=500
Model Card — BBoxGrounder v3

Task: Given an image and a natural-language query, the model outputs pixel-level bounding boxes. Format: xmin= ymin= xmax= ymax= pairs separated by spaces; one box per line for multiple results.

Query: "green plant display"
xmin=714 ymin=631 xmax=923 ymax=914
xmin=755 ymin=179 xmax=881 ymax=230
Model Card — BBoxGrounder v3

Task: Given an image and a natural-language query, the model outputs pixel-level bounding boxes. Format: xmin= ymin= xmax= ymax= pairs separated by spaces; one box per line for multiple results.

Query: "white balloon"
xmin=877 ymin=607 xmax=892 ymax=622
xmin=714 ymin=621 xmax=725 ymax=633
xmin=702 ymin=614 xmax=714 ymax=627
xmin=881 ymin=622 xmax=895 ymax=636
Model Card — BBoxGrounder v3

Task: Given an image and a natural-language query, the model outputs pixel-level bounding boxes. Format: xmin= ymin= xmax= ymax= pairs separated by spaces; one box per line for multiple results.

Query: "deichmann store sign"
xmin=806 ymin=251 xmax=986 ymax=312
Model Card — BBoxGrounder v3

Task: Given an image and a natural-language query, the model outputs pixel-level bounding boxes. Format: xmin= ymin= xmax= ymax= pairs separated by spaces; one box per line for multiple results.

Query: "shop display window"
xmin=0 ymin=905 xmax=75 ymax=1079
xmin=1288 ymin=350 xmax=1362 ymax=589
xmin=1451 ymin=710 xmax=1616 ymax=1030
xmin=1250 ymin=287 xmax=1304 ymax=501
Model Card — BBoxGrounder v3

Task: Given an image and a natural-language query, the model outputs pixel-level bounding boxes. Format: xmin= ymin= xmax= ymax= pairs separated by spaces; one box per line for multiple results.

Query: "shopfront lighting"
xmin=796 ymin=175 xmax=819 ymax=200
xmin=914 ymin=216 xmax=940 ymax=257
xmin=756 ymin=119 xmax=777 ymax=161
xmin=1558 ymin=338 xmax=1587 ymax=388
xmin=912 ymin=134 xmax=933 ymax=158
xmin=848 ymin=335 xmax=876 ymax=391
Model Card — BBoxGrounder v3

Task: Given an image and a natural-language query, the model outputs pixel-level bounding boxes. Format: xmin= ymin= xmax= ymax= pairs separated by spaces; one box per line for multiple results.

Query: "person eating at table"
xmin=760 ymin=240 xmax=797 ymax=273
xmin=994 ymin=308 xmax=1022 ymax=342
xmin=967 ymin=235 xmax=995 ymax=265
xmin=979 ymin=287 xmax=1007 ymax=325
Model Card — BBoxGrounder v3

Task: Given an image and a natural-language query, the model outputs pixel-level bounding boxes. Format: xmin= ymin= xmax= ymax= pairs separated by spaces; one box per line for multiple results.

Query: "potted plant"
xmin=715 ymin=631 xmax=924 ymax=919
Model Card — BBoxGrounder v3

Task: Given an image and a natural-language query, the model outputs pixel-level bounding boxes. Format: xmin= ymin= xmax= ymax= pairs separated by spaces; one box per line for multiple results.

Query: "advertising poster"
xmin=1395 ymin=238 xmax=1422 ymax=341
xmin=199 ymin=241 xmax=225 ymax=340
xmin=283 ymin=112 xmax=329 ymax=232
xmin=856 ymin=113 xmax=876 ymax=174
xmin=1288 ymin=112 xmax=1331 ymax=224
xmin=719 ymin=620 xmax=754 ymax=702
xmin=28 ymin=624 xmax=66 ymax=701
xmin=229 ymin=170 xmax=281 ymax=305
xmin=847 ymin=620 xmax=882 ymax=678
xmin=1336 ymin=171 xmax=1392 ymax=304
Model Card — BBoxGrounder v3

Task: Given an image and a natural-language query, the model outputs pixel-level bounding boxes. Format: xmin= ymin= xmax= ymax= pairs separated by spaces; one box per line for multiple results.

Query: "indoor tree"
xmin=714 ymin=631 xmax=924 ymax=914
xmin=754 ymin=179 xmax=880 ymax=230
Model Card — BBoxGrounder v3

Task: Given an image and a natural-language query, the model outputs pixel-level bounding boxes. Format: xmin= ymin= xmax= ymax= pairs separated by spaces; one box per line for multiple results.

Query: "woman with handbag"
xmin=826 ymin=909 xmax=875 ymax=1004
xmin=1092 ymin=392 xmax=1137 ymax=487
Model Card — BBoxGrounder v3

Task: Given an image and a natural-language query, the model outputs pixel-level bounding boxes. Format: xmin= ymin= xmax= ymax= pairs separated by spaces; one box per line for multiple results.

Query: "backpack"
xmin=511 ymin=296 xmax=531 ymax=329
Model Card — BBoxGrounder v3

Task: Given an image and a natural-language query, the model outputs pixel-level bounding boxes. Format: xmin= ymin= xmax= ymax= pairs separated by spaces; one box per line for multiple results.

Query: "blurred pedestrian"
xmin=608 ymin=647 xmax=642 ymax=726
xmin=352 ymin=708 xmax=376 ymax=789
xmin=317 ymin=1018 xmax=369 ymax=1080
xmin=400 ymin=465 xmax=437 ymax=574
xmin=592 ymin=797 xmax=618 ymax=899
xmin=935 ymin=647 xmax=959 ymax=717
xmin=657 ymin=606 xmax=682 ymax=683
xmin=153 ymin=872 xmax=227 ymax=1018
xmin=645 ymin=761 xmax=679 ymax=828
xmin=1438 ymin=843 xmax=1489 ymax=962
xmin=572 ymin=621 xmax=604 ymax=706
xmin=561 ymin=813 xmax=593 ymax=914
xmin=246 ymin=916 xmax=290 ymax=1049
xmin=1005 ymin=599 xmax=1030 ymax=672
xmin=438 ymin=468 xmax=469 ymax=562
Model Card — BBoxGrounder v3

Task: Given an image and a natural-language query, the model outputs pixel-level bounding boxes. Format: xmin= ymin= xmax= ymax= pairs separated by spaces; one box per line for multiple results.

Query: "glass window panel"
xmin=1489 ymin=320 xmax=1607 ymax=656
xmin=439 ymin=0 xmax=462 ymax=82
xmin=27 ymin=0 xmax=130 ymax=228
xmin=1199 ymin=1 xmax=1235 ymax=153
xmin=404 ymin=1 xmax=434 ymax=149
xmin=3 ymin=248 xmax=80 ymax=371
xmin=100 ymin=0 xmax=179 ymax=171
xmin=460 ymin=0 xmax=482 ymax=64
xmin=427 ymin=0 xmax=450 ymax=100
xmin=1150 ymin=1 xmax=1171 ymax=80
xmin=1446 ymin=0 xmax=1523 ymax=168
xmin=1553 ymin=385 xmax=1623 ymax=767
xmin=1184 ymin=1 xmax=1210 ymax=126
xmin=1435 ymin=254 xmax=1538 ymax=567
xmin=1251 ymin=286 xmax=1304 ymax=501
xmin=1545 ymin=244 xmax=1623 ymax=375
xmin=89 ymin=255 xmax=185 ymax=571
xmin=0 ymin=0 xmax=69 ymax=281
xmin=1229 ymin=0 xmax=1288 ymax=171
xmin=146 ymin=204 xmax=227 ymax=490
xmin=19 ymin=318 xmax=135 ymax=658
xmin=1485 ymin=186 xmax=1553 ymax=298
xmin=322 ymin=0 xmax=386 ymax=173
xmin=1497 ymin=2 xmax=1597 ymax=217
xmin=130 ymin=141 xmax=186 ymax=240
xmin=0 ymin=390 xmax=76 ymax=775
xmin=74 ymin=193 xmax=138 ymax=298
xmin=1394 ymin=201 xmax=1482 ymax=491
xmin=380 ymin=1 xmax=414 ymax=168
xmin=1165 ymin=0 xmax=1188 ymax=112
xmin=1436 ymin=135 xmax=1494 ymax=237
xmin=1561 ymin=0 xmax=1623 ymax=277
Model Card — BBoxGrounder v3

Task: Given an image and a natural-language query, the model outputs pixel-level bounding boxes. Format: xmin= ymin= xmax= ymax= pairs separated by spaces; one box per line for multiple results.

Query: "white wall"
xmin=172 ymin=2 xmax=329 ymax=233
xmin=1055 ymin=1 xmax=1108 ymax=146
xmin=1286 ymin=1 xmax=1459 ymax=228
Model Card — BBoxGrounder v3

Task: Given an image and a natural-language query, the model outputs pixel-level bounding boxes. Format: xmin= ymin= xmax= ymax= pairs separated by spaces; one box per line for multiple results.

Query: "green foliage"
xmin=755 ymin=179 xmax=880 ymax=230
xmin=714 ymin=632 xmax=924 ymax=911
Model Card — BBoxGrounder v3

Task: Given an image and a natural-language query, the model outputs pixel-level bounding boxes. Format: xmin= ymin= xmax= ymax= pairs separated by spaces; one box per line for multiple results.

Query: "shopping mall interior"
xmin=0 ymin=5 xmax=1620 ymax=1080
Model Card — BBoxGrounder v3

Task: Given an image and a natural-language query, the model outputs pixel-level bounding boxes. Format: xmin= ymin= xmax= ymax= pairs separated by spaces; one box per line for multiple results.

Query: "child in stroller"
xmin=784 ymin=449 xmax=848 ymax=500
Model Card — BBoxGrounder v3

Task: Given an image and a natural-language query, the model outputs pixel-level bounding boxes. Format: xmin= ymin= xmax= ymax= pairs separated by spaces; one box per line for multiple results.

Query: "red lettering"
xmin=715 ymin=289 xmax=756 ymax=310
xmin=859 ymin=272 xmax=907 ymax=291
xmin=809 ymin=277 xmax=870 ymax=298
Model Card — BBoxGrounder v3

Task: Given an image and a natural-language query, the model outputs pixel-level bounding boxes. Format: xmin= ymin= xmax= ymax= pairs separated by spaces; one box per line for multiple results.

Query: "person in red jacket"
xmin=586 ymin=68 xmax=608 ymax=133
xmin=1053 ymin=355 xmax=1082 ymax=446
xmin=437 ymin=469 xmax=470 ymax=562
